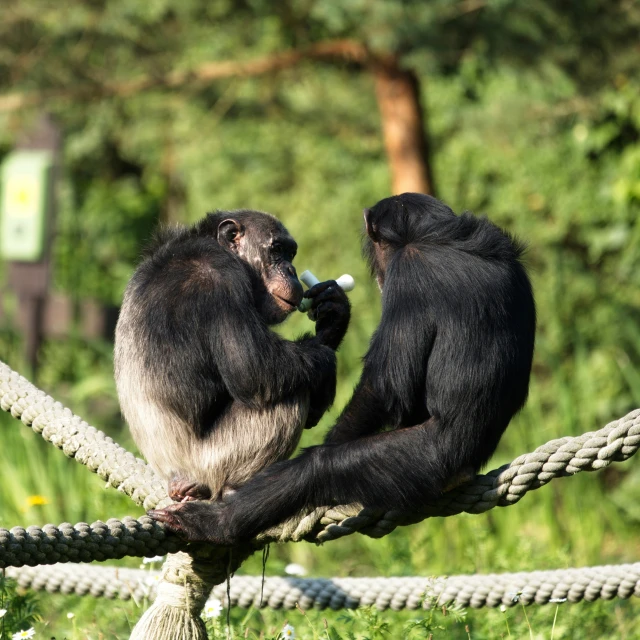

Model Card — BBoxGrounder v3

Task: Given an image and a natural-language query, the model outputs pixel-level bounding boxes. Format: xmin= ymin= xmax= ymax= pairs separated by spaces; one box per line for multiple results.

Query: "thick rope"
xmin=2 ymin=361 xmax=640 ymax=638
xmin=0 ymin=362 xmax=170 ymax=511
xmin=0 ymin=517 xmax=183 ymax=568
xmin=1 ymin=359 xmax=640 ymax=556
xmin=8 ymin=562 xmax=640 ymax=610
xmin=128 ymin=549 xmax=250 ymax=640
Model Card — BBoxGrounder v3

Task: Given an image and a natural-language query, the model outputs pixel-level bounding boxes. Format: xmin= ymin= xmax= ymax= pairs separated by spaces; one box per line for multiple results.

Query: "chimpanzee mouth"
xmin=274 ymin=293 xmax=300 ymax=310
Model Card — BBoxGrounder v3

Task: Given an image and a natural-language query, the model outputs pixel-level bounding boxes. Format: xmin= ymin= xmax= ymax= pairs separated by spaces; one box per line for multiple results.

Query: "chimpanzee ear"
xmin=217 ymin=219 xmax=244 ymax=252
xmin=364 ymin=208 xmax=379 ymax=243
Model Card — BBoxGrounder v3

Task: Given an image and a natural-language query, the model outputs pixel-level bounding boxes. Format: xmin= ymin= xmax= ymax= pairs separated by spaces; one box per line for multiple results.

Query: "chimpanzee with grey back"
xmin=150 ymin=193 xmax=536 ymax=544
xmin=115 ymin=210 xmax=350 ymax=503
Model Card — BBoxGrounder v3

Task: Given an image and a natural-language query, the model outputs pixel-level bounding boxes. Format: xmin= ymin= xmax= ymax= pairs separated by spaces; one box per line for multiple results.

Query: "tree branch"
xmin=0 ymin=38 xmax=434 ymax=195
xmin=0 ymin=40 xmax=375 ymax=112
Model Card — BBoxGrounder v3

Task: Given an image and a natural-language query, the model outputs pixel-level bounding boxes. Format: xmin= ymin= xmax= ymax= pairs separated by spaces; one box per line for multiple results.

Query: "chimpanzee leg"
xmin=151 ymin=419 xmax=452 ymax=544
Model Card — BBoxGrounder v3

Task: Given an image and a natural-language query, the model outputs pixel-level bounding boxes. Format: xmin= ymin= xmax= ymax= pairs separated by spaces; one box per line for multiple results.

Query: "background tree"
xmin=1 ymin=1 xmax=640 ymax=637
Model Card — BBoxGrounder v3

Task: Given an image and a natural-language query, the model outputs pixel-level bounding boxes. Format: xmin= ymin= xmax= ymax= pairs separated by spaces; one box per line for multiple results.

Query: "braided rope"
xmin=0 ymin=517 xmax=183 ymax=569
xmin=1 ymin=358 xmax=640 ymax=560
xmin=0 ymin=362 xmax=170 ymax=511
xmin=8 ymin=562 xmax=640 ymax=610
xmin=128 ymin=549 xmax=252 ymax=640
xmin=259 ymin=407 xmax=640 ymax=543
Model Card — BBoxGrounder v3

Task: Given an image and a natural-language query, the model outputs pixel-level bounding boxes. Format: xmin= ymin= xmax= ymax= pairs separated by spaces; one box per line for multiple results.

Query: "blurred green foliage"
xmin=1 ymin=0 xmax=640 ymax=637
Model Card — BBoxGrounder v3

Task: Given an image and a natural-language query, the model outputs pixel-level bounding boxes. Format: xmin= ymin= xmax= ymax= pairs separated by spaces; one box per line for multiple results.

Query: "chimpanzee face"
xmin=217 ymin=213 xmax=303 ymax=325
xmin=257 ymin=230 xmax=302 ymax=324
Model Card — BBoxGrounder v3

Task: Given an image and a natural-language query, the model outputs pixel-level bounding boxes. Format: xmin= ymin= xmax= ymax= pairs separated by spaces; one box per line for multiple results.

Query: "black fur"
xmin=116 ymin=209 xmax=350 ymax=501
xmin=150 ymin=194 xmax=536 ymax=543
xmin=130 ymin=211 xmax=341 ymax=433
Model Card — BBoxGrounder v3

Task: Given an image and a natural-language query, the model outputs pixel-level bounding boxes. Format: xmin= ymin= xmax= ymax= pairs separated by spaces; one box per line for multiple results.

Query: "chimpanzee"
xmin=150 ymin=193 xmax=536 ymax=543
xmin=115 ymin=210 xmax=350 ymax=503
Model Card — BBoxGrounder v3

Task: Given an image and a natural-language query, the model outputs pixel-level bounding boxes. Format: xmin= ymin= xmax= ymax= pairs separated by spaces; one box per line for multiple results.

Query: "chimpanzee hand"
xmin=305 ymin=280 xmax=351 ymax=351
xmin=148 ymin=501 xmax=235 ymax=545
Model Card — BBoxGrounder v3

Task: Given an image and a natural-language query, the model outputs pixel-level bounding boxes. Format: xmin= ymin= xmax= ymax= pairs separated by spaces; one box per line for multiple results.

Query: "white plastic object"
xmin=298 ymin=270 xmax=355 ymax=312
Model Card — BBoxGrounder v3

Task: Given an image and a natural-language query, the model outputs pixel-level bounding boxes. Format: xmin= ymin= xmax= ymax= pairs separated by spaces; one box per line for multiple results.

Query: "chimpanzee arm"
xmin=323 ymin=379 xmax=390 ymax=444
xmin=213 ymin=303 xmax=334 ymax=409
xmin=210 ymin=276 xmax=348 ymax=411
xmin=325 ymin=283 xmax=436 ymax=444
xmin=303 ymin=280 xmax=351 ymax=428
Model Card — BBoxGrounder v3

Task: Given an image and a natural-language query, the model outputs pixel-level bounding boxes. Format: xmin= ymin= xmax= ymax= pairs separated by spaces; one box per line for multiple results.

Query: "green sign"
xmin=0 ymin=150 xmax=53 ymax=262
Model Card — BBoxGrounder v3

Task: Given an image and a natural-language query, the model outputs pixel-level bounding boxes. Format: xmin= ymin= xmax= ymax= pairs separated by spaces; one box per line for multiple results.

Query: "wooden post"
xmin=2 ymin=114 xmax=61 ymax=375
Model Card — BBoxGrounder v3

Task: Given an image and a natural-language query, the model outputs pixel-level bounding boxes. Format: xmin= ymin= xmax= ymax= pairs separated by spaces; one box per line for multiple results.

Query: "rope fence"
xmin=7 ymin=562 xmax=640 ymax=610
xmin=2 ymin=358 xmax=640 ymax=638
xmin=2 ymin=360 xmax=640 ymax=559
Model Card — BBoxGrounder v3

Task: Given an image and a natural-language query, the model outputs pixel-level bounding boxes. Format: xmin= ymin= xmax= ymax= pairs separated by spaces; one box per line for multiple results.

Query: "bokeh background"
xmin=1 ymin=1 xmax=640 ymax=638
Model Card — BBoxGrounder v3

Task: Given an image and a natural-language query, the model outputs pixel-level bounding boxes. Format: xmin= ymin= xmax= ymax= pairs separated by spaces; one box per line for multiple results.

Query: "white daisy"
xmin=281 ymin=623 xmax=295 ymax=639
xmin=0 ymin=608 xmax=7 ymax=617
xmin=284 ymin=563 xmax=306 ymax=576
xmin=67 ymin=612 xmax=75 ymax=619
xmin=203 ymin=598 xmax=223 ymax=619
xmin=13 ymin=628 xmax=36 ymax=639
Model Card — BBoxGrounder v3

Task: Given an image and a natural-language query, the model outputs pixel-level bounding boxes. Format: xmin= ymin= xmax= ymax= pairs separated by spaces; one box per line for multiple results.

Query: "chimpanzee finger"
xmin=314 ymin=301 xmax=345 ymax=321
xmin=303 ymin=280 xmax=338 ymax=299
xmin=307 ymin=287 xmax=349 ymax=321
xmin=308 ymin=300 xmax=333 ymax=322
xmin=308 ymin=286 xmax=341 ymax=308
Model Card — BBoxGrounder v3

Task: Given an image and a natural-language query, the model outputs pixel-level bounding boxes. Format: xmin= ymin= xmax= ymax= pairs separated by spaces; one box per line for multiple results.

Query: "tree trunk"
xmin=161 ymin=136 xmax=185 ymax=225
xmin=373 ymin=63 xmax=435 ymax=196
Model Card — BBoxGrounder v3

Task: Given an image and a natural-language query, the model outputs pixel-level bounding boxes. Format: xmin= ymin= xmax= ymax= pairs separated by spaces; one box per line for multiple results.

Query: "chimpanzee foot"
xmin=149 ymin=501 xmax=235 ymax=545
xmin=168 ymin=475 xmax=212 ymax=503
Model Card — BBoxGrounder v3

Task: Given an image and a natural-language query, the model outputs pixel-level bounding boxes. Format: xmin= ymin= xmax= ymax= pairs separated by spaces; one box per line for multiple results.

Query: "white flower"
xmin=0 ymin=608 xmax=7 ymax=617
xmin=13 ymin=629 xmax=36 ymax=639
xmin=203 ymin=598 xmax=223 ymax=619
xmin=499 ymin=604 xmax=507 ymax=612
xmin=143 ymin=555 xmax=165 ymax=564
xmin=281 ymin=624 xmax=295 ymax=639
xmin=67 ymin=612 xmax=75 ymax=619
xmin=549 ymin=597 xmax=567 ymax=603
xmin=284 ymin=563 xmax=306 ymax=577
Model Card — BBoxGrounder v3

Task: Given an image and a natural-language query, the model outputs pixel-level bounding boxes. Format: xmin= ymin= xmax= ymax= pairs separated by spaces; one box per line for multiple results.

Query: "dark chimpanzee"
xmin=115 ymin=210 xmax=350 ymax=503
xmin=150 ymin=193 xmax=536 ymax=543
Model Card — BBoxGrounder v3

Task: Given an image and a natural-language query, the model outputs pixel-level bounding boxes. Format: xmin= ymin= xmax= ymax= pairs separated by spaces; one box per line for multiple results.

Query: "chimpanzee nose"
xmin=287 ymin=264 xmax=297 ymax=278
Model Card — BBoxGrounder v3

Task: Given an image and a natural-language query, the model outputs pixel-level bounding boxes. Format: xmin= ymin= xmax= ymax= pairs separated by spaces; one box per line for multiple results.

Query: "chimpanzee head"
xmin=363 ymin=193 xmax=458 ymax=289
xmin=211 ymin=210 xmax=303 ymax=325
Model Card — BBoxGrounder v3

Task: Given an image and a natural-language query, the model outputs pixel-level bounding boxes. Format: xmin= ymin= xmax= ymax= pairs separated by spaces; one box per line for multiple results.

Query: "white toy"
xmin=298 ymin=270 xmax=355 ymax=313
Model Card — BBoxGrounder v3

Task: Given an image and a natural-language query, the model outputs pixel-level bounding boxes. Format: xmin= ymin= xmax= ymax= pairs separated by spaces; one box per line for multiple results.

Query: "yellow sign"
xmin=0 ymin=150 xmax=53 ymax=261
xmin=3 ymin=174 xmax=41 ymax=217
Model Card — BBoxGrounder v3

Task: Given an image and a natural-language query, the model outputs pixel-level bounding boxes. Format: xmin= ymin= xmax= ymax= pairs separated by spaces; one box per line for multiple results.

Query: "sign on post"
xmin=0 ymin=150 xmax=54 ymax=262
